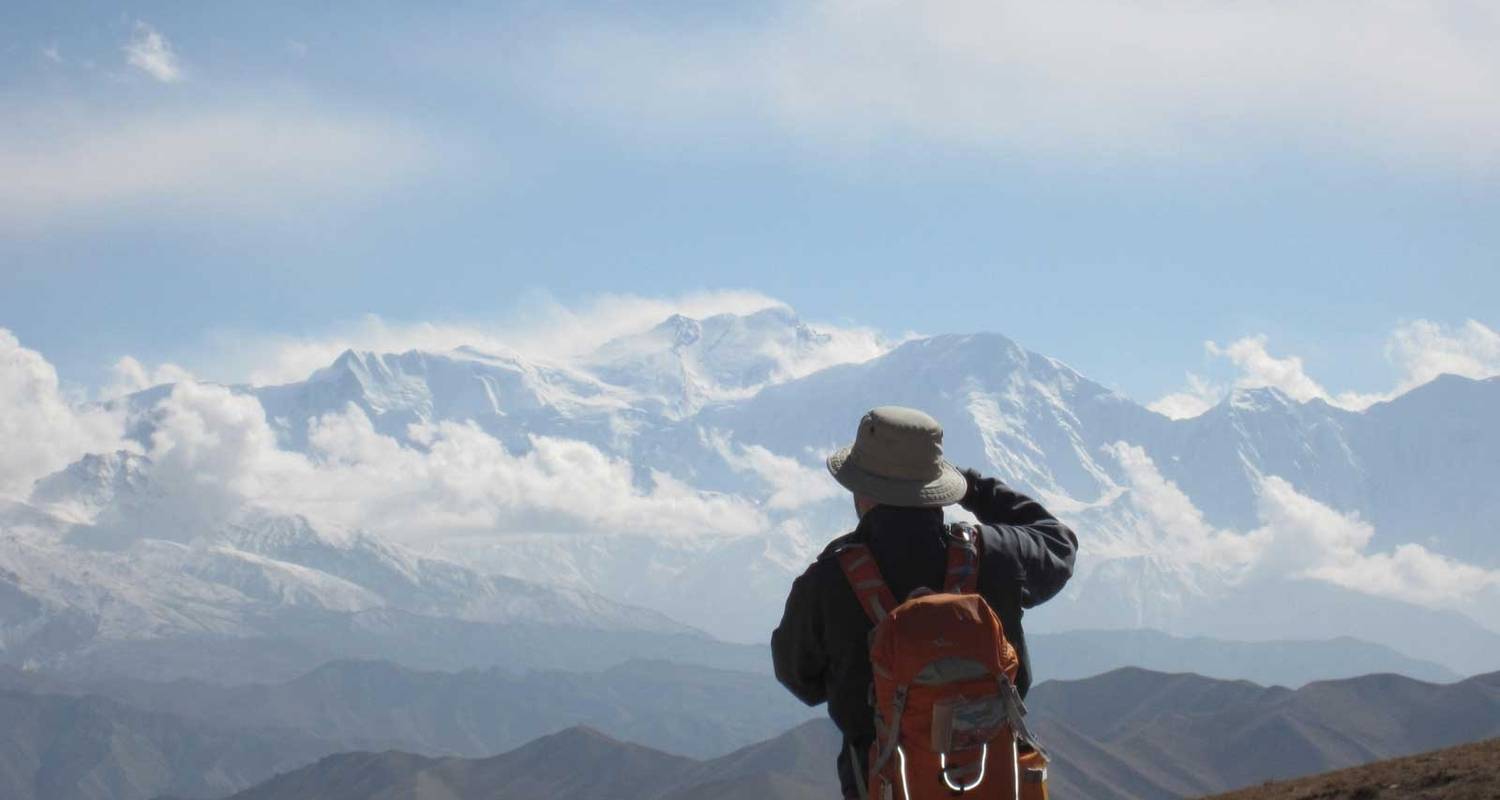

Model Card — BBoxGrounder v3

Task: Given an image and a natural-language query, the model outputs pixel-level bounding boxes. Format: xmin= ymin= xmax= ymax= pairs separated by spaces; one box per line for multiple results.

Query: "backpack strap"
xmin=836 ymin=544 xmax=900 ymax=624
xmin=944 ymin=523 xmax=980 ymax=594
xmin=999 ymin=672 xmax=1048 ymax=760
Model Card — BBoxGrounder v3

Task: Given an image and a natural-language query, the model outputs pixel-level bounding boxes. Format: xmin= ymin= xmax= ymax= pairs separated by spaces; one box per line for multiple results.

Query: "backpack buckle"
xmin=946 ymin=522 xmax=978 ymax=546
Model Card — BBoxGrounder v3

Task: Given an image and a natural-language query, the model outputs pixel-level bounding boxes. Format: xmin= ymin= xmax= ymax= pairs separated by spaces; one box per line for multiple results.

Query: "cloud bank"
xmin=5 ymin=309 xmax=802 ymax=543
xmin=0 ymin=106 xmax=429 ymax=231
xmin=107 ymin=357 xmax=197 ymax=398
xmin=1106 ymin=443 xmax=1500 ymax=614
xmin=527 ymin=0 xmax=1500 ymax=168
xmin=1385 ymin=319 xmax=1500 ymax=393
xmin=702 ymin=429 xmax=838 ymax=511
xmin=0 ymin=331 xmax=128 ymax=499
xmin=118 ymin=382 xmax=770 ymax=543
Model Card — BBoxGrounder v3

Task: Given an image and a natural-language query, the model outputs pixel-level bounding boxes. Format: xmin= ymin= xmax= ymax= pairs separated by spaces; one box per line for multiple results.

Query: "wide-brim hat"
xmin=826 ymin=406 xmax=966 ymax=508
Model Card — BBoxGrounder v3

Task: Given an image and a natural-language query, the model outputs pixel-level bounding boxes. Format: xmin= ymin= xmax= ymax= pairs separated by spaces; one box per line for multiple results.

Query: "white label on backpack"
xmin=931 ymin=695 xmax=1005 ymax=752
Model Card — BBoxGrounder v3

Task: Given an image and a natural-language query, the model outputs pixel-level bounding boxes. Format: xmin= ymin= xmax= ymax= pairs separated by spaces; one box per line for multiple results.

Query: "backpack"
xmin=837 ymin=523 xmax=1049 ymax=800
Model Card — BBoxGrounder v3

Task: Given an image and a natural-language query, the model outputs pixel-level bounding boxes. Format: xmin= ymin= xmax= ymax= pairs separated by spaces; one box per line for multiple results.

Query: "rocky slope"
xmin=1202 ymin=738 xmax=1500 ymax=800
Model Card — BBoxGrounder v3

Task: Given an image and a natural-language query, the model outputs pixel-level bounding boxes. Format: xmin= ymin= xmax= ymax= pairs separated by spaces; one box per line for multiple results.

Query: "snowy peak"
xmin=319 ymin=348 xmax=371 ymax=382
xmin=694 ymin=330 xmax=1149 ymax=509
xmin=255 ymin=347 xmax=631 ymax=449
xmin=218 ymin=508 xmax=357 ymax=554
xmin=657 ymin=313 xmax=705 ymax=349
xmin=585 ymin=306 xmax=853 ymax=416
xmin=879 ymin=332 xmax=1076 ymax=382
xmin=257 ymin=308 xmax=876 ymax=440
xmin=1224 ymin=385 xmax=1300 ymax=414
xmin=30 ymin=450 xmax=153 ymax=519
xmin=304 ymin=349 xmax=431 ymax=415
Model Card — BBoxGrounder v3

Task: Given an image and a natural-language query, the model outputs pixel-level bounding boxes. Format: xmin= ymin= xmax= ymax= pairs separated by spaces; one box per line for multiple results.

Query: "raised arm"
xmin=960 ymin=468 xmax=1078 ymax=607
xmin=771 ymin=565 xmax=830 ymax=706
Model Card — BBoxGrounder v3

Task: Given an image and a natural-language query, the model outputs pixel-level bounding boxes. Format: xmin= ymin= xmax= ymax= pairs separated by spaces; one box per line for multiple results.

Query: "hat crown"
xmin=848 ymin=406 xmax=947 ymax=481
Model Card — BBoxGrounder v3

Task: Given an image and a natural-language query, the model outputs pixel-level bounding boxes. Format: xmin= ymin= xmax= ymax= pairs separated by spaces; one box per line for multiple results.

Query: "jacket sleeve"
xmin=960 ymin=469 xmax=1078 ymax=608
xmin=771 ymin=565 xmax=829 ymax=706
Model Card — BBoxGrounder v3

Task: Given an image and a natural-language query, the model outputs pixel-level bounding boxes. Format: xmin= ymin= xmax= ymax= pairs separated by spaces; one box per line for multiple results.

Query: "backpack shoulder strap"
xmin=835 ymin=544 xmax=900 ymax=624
xmin=944 ymin=522 xmax=981 ymax=594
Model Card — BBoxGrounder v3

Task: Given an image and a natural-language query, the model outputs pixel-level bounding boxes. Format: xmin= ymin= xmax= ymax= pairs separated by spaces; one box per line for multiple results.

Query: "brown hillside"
xmin=1202 ymin=738 xmax=1500 ymax=800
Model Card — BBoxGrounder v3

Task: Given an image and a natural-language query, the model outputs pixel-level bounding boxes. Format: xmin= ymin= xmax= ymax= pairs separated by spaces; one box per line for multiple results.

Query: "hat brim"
xmin=825 ymin=446 xmax=967 ymax=508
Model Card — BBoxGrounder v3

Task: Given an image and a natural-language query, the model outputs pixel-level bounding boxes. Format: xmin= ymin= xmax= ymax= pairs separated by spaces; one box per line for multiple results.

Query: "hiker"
xmin=772 ymin=406 xmax=1078 ymax=799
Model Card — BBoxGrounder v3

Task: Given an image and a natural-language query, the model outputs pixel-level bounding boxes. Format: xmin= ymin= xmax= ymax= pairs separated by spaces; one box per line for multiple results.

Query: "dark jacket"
xmin=770 ymin=471 xmax=1078 ymax=797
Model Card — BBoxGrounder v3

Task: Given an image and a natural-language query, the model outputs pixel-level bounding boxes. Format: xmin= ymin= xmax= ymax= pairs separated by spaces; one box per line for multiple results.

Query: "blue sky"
xmin=2 ymin=0 xmax=1497 ymax=407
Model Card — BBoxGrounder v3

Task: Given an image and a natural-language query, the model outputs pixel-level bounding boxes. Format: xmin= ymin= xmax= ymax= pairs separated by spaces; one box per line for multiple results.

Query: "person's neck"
xmin=858 ymin=504 xmax=945 ymax=529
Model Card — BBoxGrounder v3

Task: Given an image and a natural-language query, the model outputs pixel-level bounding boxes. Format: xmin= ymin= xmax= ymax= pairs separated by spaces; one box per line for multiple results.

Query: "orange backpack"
xmin=837 ymin=523 xmax=1049 ymax=800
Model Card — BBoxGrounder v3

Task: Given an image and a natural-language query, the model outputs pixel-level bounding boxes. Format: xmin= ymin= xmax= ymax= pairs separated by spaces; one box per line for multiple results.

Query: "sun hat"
xmin=825 ymin=406 xmax=967 ymax=508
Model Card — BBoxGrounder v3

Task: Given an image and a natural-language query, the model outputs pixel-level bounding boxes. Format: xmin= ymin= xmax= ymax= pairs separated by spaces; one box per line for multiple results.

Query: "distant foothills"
xmin=2 ymin=661 xmax=1496 ymax=800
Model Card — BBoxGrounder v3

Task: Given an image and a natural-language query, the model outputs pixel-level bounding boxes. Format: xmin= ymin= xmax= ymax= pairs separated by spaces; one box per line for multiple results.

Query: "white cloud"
xmin=1146 ymin=373 xmax=1222 ymax=421
xmin=0 ymin=329 xmax=129 ymax=499
xmin=1247 ymin=474 xmax=1374 ymax=574
xmin=1311 ymin=545 xmax=1500 ymax=611
xmin=42 ymin=44 xmax=62 ymax=64
xmin=1104 ymin=442 xmax=1262 ymax=570
xmin=1148 ymin=335 xmax=1327 ymax=417
xmin=128 ymin=384 xmax=767 ymax=543
xmin=1385 ymin=319 xmax=1500 ymax=395
xmin=703 ymin=429 xmax=839 ymax=511
xmin=125 ymin=22 xmax=183 ymax=83
xmin=1252 ymin=475 xmax=1500 ymax=609
xmin=1 ymin=364 xmax=767 ymax=544
xmin=525 ymin=0 xmax=1500 ymax=168
xmin=370 ymin=418 xmax=764 ymax=539
xmin=105 ymin=356 xmax=197 ymax=398
xmin=1105 ymin=443 xmax=1500 ymax=614
xmin=1151 ymin=320 xmax=1500 ymax=418
xmin=141 ymin=381 xmax=306 ymax=532
xmin=761 ymin=324 xmax=892 ymax=383
xmin=0 ymin=105 xmax=429 ymax=231
xmin=1209 ymin=336 xmax=1330 ymax=403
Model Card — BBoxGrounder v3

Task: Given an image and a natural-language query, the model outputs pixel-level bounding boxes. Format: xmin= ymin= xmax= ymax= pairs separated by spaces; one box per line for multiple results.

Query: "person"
xmin=771 ymin=406 xmax=1078 ymax=798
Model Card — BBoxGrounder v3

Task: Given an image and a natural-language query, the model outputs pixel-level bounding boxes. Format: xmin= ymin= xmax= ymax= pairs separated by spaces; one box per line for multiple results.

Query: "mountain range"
xmin=206 ymin=722 xmax=839 ymax=800
xmin=0 ymin=484 xmax=758 ymax=683
xmin=1028 ymin=628 xmax=1458 ymax=686
xmin=110 ymin=666 xmax=1497 ymax=800
xmin=0 ymin=626 xmax=1456 ymax=782
xmin=1027 ymin=667 xmax=1500 ymax=797
xmin=0 ymin=687 xmax=324 ymax=800
xmin=0 ymin=658 xmax=815 ymax=762
xmin=3 ymin=305 xmax=1498 ymax=684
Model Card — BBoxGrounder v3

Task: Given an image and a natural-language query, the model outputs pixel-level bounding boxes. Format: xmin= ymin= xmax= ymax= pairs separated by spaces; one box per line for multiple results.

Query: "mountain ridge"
xmin=10 ymin=307 xmax=1500 ymax=680
xmin=193 ymin=667 xmax=1500 ymax=800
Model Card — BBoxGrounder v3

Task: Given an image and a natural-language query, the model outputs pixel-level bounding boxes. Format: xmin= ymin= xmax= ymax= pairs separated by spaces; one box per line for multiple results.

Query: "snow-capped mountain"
xmin=583 ymin=306 xmax=863 ymax=417
xmin=7 ymin=307 xmax=1500 ymax=679
xmin=0 ymin=450 xmax=719 ymax=682
xmin=253 ymin=346 xmax=638 ymax=453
